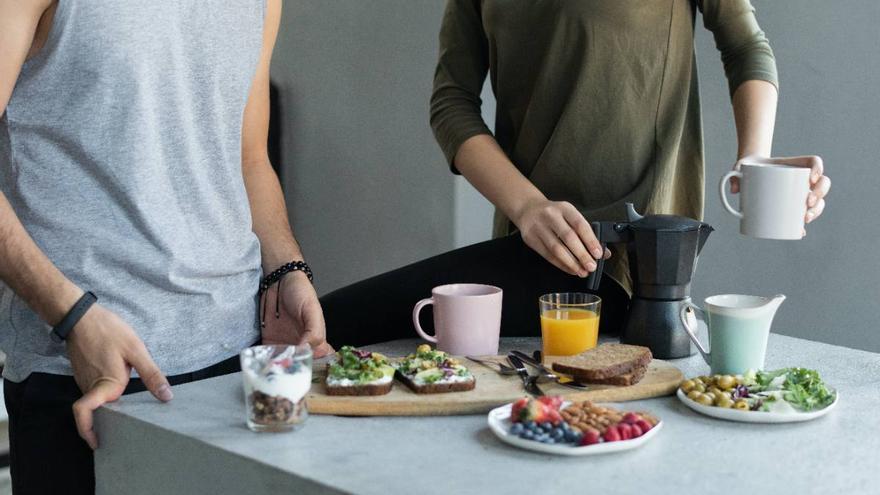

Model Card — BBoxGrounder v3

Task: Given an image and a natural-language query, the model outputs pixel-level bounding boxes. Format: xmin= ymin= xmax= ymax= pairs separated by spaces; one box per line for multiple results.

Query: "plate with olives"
xmin=676 ymin=373 xmax=839 ymax=423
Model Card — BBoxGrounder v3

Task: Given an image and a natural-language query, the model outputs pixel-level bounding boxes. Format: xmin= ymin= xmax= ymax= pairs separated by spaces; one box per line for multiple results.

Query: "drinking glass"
xmin=539 ymin=293 xmax=602 ymax=359
xmin=240 ymin=345 xmax=312 ymax=432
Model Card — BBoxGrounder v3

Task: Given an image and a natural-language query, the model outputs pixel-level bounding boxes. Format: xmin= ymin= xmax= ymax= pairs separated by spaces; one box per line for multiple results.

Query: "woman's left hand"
xmin=261 ymin=271 xmax=335 ymax=358
xmin=734 ymin=155 xmax=830 ymax=227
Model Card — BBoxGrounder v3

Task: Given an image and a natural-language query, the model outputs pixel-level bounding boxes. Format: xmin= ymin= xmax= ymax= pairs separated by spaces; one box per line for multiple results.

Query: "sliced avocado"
xmin=414 ymin=368 xmax=444 ymax=384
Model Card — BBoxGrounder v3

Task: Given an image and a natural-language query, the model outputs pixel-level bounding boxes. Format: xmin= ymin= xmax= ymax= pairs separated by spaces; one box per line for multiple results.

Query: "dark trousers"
xmin=3 ymin=355 xmax=241 ymax=495
xmin=321 ymin=234 xmax=629 ymax=347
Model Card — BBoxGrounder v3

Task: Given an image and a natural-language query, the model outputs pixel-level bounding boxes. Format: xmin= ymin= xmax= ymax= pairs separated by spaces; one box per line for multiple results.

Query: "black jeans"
xmin=3 ymin=355 xmax=241 ymax=495
xmin=321 ymin=234 xmax=629 ymax=347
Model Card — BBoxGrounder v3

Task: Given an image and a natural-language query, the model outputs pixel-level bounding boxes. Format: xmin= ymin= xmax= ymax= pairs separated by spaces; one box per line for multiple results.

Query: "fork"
xmin=465 ymin=356 xmax=518 ymax=375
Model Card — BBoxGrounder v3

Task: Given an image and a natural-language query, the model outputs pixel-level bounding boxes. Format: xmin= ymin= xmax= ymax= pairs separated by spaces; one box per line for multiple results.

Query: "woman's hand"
xmin=733 ymin=155 xmax=830 ymax=228
xmin=261 ymin=272 xmax=334 ymax=358
xmin=513 ymin=199 xmax=611 ymax=277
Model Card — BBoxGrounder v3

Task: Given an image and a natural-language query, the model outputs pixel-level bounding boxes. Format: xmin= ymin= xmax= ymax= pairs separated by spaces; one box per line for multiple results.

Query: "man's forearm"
xmin=242 ymin=157 xmax=305 ymax=273
xmin=0 ymin=192 xmax=83 ymax=325
xmin=732 ymin=80 xmax=778 ymax=160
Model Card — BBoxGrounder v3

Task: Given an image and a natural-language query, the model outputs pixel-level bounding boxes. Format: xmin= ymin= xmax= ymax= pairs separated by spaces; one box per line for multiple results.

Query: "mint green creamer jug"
xmin=680 ymin=294 xmax=785 ymax=375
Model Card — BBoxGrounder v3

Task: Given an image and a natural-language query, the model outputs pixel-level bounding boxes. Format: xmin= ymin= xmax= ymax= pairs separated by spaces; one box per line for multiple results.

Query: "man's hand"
xmin=513 ymin=199 xmax=611 ymax=277
xmin=68 ymin=304 xmax=172 ymax=450
xmin=732 ymin=155 xmax=830 ymax=231
xmin=261 ymin=272 xmax=334 ymax=357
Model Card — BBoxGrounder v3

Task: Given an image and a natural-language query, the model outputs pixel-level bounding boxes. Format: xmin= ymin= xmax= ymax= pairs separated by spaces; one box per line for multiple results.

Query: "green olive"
xmin=734 ymin=399 xmax=750 ymax=411
xmin=698 ymin=375 xmax=712 ymax=385
xmin=680 ymin=379 xmax=697 ymax=393
xmin=717 ymin=375 xmax=737 ymax=390
xmin=702 ymin=392 xmax=716 ymax=402
xmin=687 ymin=390 xmax=703 ymax=401
xmin=715 ymin=396 xmax=734 ymax=408
xmin=707 ymin=386 xmax=725 ymax=397
xmin=691 ymin=382 xmax=706 ymax=393
xmin=695 ymin=394 xmax=715 ymax=406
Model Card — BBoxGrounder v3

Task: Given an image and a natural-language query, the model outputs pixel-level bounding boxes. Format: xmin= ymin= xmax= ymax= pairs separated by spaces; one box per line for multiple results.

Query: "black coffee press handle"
xmin=585 ymin=221 xmax=605 ymax=292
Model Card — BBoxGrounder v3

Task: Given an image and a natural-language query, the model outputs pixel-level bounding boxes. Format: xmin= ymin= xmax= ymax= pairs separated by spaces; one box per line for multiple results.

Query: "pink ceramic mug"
xmin=412 ymin=284 xmax=502 ymax=356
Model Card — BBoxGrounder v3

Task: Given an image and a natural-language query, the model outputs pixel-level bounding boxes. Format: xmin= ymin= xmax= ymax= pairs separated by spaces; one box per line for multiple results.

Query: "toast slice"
xmin=325 ymin=346 xmax=395 ymax=396
xmin=394 ymin=344 xmax=476 ymax=394
xmin=551 ymin=343 xmax=652 ymax=380
xmin=394 ymin=371 xmax=476 ymax=394
xmin=581 ymin=363 xmax=648 ymax=386
xmin=325 ymin=379 xmax=393 ymax=396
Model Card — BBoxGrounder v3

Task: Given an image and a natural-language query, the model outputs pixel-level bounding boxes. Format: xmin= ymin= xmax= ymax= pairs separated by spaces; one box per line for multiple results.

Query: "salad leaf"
xmin=754 ymin=368 xmax=836 ymax=412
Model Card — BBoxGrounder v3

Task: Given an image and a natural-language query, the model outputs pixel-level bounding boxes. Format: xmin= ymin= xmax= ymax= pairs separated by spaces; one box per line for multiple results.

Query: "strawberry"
xmin=635 ymin=419 xmax=653 ymax=433
xmin=537 ymin=396 xmax=564 ymax=410
xmin=580 ymin=430 xmax=601 ymax=446
xmin=630 ymin=423 xmax=644 ymax=438
xmin=602 ymin=425 xmax=621 ymax=442
xmin=621 ymin=412 xmax=641 ymax=425
xmin=515 ymin=398 xmax=562 ymax=424
xmin=510 ymin=398 xmax=530 ymax=422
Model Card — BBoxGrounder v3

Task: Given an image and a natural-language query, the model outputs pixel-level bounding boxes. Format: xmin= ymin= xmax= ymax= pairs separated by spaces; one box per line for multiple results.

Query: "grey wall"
xmin=275 ymin=1 xmax=880 ymax=352
xmin=273 ymin=1 xmax=455 ymax=294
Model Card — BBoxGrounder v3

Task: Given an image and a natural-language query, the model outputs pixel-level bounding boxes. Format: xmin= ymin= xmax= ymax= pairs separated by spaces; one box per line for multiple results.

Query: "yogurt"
xmin=243 ymin=363 xmax=312 ymax=403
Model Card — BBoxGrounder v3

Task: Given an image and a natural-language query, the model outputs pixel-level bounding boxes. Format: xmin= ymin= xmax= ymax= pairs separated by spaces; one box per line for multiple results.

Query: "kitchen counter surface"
xmin=95 ymin=334 xmax=880 ymax=494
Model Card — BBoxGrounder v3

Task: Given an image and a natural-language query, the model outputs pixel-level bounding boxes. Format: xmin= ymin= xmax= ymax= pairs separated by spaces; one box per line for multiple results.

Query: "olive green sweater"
xmin=430 ymin=0 xmax=778 ymax=291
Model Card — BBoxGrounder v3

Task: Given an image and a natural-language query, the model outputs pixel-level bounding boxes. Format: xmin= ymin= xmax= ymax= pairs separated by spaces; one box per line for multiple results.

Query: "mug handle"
xmin=719 ymin=170 xmax=744 ymax=219
xmin=412 ymin=298 xmax=438 ymax=343
xmin=679 ymin=301 xmax=711 ymax=366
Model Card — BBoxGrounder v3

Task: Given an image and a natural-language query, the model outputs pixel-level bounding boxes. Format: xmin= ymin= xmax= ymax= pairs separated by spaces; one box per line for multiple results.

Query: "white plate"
xmin=676 ymin=388 xmax=839 ymax=423
xmin=487 ymin=403 xmax=663 ymax=456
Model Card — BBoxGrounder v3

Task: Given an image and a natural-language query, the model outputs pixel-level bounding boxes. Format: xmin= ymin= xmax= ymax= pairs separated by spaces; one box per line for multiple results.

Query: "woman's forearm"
xmin=454 ymin=134 xmax=546 ymax=224
xmin=732 ymin=80 xmax=778 ymax=160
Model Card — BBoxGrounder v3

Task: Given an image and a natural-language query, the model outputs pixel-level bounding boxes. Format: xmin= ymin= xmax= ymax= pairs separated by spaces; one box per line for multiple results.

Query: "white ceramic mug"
xmin=412 ymin=284 xmax=502 ymax=356
xmin=719 ymin=162 xmax=811 ymax=240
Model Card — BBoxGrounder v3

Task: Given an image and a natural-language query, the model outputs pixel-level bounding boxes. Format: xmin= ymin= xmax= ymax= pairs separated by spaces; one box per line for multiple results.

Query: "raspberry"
xmin=603 ymin=425 xmax=621 ymax=442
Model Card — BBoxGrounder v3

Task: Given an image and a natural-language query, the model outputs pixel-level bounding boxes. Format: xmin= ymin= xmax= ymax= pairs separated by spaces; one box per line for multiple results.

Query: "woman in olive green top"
xmin=321 ymin=0 xmax=831 ymax=345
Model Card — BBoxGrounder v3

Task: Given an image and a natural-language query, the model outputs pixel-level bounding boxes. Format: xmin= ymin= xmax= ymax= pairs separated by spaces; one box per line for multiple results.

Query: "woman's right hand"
xmin=513 ymin=199 xmax=610 ymax=277
xmin=67 ymin=304 xmax=173 ymax=449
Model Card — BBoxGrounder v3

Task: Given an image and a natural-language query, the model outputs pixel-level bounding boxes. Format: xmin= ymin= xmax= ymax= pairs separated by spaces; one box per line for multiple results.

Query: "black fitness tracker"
xmin=50 ymin=291 xmax=98 ymax=343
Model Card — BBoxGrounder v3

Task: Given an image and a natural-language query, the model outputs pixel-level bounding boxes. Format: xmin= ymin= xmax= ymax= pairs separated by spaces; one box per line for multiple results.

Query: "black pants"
xmin=3 ymin=355 xmax=241 ymax=495
xmin=321 ymin=234 xmax=629 ymax=347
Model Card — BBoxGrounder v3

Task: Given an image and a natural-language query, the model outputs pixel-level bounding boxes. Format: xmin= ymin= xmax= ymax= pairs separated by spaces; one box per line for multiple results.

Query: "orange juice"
xmin=540 ymin=309 xmax=600 ymax=357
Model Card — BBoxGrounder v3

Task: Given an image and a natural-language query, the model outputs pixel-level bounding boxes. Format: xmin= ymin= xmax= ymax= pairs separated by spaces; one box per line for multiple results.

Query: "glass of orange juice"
xmin=539 ymin=293 xmax=601 ymax=359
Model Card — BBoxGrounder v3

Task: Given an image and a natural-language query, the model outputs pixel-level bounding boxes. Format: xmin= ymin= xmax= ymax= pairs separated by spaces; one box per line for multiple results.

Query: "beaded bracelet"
xmin=258 ymin=261 xmax=313 ymax=328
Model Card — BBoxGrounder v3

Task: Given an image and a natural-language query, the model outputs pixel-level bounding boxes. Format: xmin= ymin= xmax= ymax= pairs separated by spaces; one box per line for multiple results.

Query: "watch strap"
xmin=51 ymin=291 xmax=98 ymax=343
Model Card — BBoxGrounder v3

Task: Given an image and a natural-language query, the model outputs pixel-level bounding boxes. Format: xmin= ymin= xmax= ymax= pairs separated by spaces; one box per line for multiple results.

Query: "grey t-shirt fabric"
xmin=0 ymin=0 xmax=267 ymax=382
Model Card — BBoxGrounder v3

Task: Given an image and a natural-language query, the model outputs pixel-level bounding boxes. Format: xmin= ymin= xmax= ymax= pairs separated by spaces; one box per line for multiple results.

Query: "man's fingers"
xmin=127 ymin=343 xmax=173 ymax=402
xmin=72 ymin=380 xmax=125 ymax=450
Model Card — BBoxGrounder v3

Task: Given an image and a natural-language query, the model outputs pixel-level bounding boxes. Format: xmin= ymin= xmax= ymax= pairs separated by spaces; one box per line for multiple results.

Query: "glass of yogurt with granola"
xmin=240 ymin=345 xmax=312 ymax=432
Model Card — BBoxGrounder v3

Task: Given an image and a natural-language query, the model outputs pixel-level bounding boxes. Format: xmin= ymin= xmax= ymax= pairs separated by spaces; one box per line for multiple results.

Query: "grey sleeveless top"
xmin=0 ymin=0 xmax=266 ymax=382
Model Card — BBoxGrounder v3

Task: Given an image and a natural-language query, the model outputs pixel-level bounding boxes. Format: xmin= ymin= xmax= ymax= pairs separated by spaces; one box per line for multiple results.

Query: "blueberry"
xmin=521 ymin=430 xmax=534 ymax=440
xmin=524 ymin=421 xmax=537 ymax=430
xmin=510 ymin=423 xmax=524 ymax=435
xmin=551 ymin=429 xmax=564 ymax=440
xmin=543 ymin=437 xmax=556 ymax=444
xmin=541 ymin=422 xmax=552 ymax=430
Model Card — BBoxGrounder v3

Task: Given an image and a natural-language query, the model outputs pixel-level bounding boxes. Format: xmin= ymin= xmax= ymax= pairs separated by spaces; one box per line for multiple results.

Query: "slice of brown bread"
xmin=325 ymin=380 xmax=393 ymax=396
xmin=551 ymin=343 xmax=652 ymax=380
xmin=582 ymin=364 xmax=648 ymax=386
xmin=395 ymin=372 xmax=476 ymax=394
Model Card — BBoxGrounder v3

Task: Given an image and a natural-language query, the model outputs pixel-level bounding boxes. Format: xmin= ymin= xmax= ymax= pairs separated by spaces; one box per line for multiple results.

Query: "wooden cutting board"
xmin=308 ymin=356 xmax=683 ymax=416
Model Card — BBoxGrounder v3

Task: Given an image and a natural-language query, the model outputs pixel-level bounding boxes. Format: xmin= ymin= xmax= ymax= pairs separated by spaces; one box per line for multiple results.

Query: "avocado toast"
xmin=326 ymin=346 xmax=395 ymax=396
xmin=395 ymin=344 xmax=476 ymax=394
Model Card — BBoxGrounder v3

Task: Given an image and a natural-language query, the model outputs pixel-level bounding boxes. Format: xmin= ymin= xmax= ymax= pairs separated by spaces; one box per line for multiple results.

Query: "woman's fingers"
xmin=549 ymin=217 xmax=594 ymax=275
xmin=808 ymin=175 xmax=831 ymax=207
xmin=560 ymin=204 xmax=603 ymax=259
xmin=529 ymin=228 xmax=581 ymax=277
xmin=806 ymin=198 xmax=825 ymax=223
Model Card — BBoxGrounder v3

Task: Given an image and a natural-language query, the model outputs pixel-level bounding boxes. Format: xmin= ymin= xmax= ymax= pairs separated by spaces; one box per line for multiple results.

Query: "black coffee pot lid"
xmin=629 ymin=214 xmax=706 ymax=232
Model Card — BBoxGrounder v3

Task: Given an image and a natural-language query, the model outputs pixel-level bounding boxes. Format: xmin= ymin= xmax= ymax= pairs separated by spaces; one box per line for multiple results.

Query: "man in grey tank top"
xmin=0 ymin=1 xmax=330 ymax=492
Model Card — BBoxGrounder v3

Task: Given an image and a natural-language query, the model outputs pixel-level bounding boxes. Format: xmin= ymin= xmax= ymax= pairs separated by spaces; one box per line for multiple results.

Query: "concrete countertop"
xmin=95 ymin=335 xmax=880 ymax=495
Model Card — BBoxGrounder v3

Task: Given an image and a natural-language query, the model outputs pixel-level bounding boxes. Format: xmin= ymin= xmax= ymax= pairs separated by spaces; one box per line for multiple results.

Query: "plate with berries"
xmin=487 ymin=396 xmax=662 ymax=456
